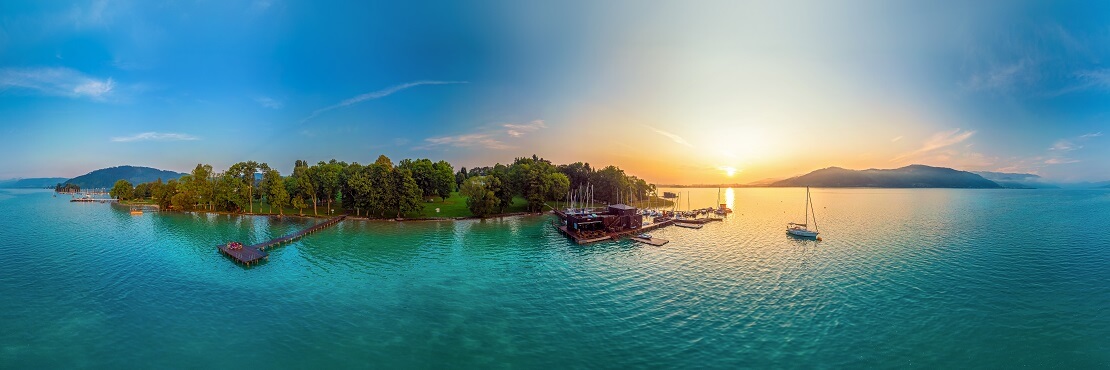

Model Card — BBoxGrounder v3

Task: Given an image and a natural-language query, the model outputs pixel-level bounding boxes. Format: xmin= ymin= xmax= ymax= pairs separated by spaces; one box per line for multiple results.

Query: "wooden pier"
xmin=218 ymin=215 xmax=346 ymax=266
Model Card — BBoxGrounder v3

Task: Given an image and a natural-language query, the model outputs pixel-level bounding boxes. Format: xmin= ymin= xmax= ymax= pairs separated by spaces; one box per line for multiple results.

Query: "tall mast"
xmin=804 ymin=186 xmax=810 ymax=227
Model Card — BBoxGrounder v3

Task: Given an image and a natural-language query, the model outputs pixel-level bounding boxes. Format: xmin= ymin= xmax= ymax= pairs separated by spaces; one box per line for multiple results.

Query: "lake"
xmin=1 ymin=188 xmax=1108 ymax=368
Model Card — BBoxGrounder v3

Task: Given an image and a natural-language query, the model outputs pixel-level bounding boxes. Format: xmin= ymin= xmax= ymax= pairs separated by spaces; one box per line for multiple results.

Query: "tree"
xmin=389 ymin=168 xmax=423 ymax=218
xmin=292 ymin=195 xmax=307 ymax=215
xmin=460 ymin=176 xmax=500 ymax=217
xmin=432 ymin=160 xmax=455 ymax=200
xmin=152 ymin=179 xmax=175 ymax=210
xmin=265 ymin=169 xmax=289 ymax=216
xmin=110 ymin=179 xmax=134 ymax=201
xmin=312 ymin=160 xmax=342 ymax=215
xmin=548 ymin=172 xmax=570 ymax=202
xmin=291 ymin=160 xmax=318 ymax=215
xmin=229 ymin=161 xmax=261 ymax=213
xmin=455 ymin=167 xmax=468 ymax=189
xmin=189 ymin=164 xmax=214 ymax=210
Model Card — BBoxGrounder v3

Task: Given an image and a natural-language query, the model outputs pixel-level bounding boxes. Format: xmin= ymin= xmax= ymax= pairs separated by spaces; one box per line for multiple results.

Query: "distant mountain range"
xmin=64 ymin=166 xmax=186 ymax=189
xmin=0 ymin=177 xmax=70 ymax=189
xmin=769 ymin=165 xmax=1001 ymax=188
xmin=972 ymin=171 xmax=1058 ymax=189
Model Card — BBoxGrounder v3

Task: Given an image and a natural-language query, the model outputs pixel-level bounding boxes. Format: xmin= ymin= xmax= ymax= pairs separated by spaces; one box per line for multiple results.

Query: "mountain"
xmin=771 ymin=165 xmax=1001 ymax=188
xmin=973 ymin=171 xmax=1057 ymax=189
xmin=65 ymin=166 xmax=186 ymax=189
xmin=0 ymin=177 xmax=70 ymax=188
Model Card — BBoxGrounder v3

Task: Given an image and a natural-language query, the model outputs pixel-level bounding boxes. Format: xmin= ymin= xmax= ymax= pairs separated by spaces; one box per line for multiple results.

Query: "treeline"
xmin=455 ymin=156 xmax=655 ymax=213
xmin=54 ymin=183 xmax=81 ymax=192
xmin=109 ymin=154 xmax=656 ymax=219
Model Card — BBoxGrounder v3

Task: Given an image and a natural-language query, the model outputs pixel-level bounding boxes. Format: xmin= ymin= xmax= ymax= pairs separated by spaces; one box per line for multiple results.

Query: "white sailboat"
xmin=787 ymin=187 xmax=820 ymax=238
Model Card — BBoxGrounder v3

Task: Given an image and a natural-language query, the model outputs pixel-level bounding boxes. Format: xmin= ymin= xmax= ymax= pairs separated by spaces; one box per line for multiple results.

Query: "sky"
xmin=1 ymin=0 xmax=1109 ymax=184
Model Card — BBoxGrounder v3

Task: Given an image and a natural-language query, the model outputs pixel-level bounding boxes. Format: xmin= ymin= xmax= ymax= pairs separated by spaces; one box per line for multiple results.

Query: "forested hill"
xmin=0 ymin=177 xmax=70 ymax=188
xmin=66 ymin=166 xmax=186 ymax=188
xmin=770 ymin=165 xmax=1002 ymax=188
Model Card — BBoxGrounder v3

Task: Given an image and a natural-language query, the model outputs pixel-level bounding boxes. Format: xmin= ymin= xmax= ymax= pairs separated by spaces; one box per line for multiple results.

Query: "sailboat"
xmin=787 ymin=187 xmax=819 ymax=238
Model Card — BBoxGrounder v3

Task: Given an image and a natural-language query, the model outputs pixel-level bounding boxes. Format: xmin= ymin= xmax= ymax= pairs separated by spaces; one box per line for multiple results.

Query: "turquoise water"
xmin=1 ymin=188 xmax=1108 ymax=368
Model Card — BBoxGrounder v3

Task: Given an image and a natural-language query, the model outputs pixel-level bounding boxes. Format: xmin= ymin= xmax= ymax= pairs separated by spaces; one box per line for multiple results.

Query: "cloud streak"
xmin=418 ymin=119 xmax=547 ymax=150
xmin=647 ymin=126 xmax=693 ymax=147
xmin=0 ymin=67 xmax=118 ymax=100
xmin=111 ymin=132 xmax=199 ymax=142
xmin=302 ymin=80 xmax=467 ymax=122
xmin=504 ymin=120 xmax=546 ymax=137
xmin=892 ymin=128 xmax=976 ymax=162
xmin=255 ymin=96 xmax=282 ymax=109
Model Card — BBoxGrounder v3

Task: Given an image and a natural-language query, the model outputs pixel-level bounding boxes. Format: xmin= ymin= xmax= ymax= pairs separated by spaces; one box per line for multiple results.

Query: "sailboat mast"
xmin=804 ymin=187 xmax=810 ymax=227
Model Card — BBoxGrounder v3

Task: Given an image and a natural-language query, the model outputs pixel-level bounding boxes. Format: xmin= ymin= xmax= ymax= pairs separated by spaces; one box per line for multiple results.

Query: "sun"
xmin=720 ymin=166 xmax=737 ymax=177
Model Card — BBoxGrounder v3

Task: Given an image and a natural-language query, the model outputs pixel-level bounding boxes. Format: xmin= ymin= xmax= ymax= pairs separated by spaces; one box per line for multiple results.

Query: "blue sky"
xmin=1 ymin=0 xmax=1108 ymax=183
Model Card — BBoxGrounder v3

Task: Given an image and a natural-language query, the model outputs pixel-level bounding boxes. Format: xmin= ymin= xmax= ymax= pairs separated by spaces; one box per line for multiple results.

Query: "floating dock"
xmin=70 ymin=198 xmax=118 ymax=203
xmin=218 ymin=215 xmax=346 ymax=266
xmin=630 ymin=237 xmax=669 ymax=246
xmin=675 ymin=222 xmax=703 ymax=229
xmin=555 ymin=219 xmax=674 ymax=245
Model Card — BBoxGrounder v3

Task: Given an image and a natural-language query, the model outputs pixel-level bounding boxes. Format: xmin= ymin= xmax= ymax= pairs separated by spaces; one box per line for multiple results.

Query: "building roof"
xmin=608 ymin=204 xmax=636 ymax=210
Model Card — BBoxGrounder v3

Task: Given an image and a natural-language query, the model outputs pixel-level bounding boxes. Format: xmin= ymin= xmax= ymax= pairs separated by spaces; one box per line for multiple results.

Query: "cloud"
xmin=417 ymin=119 xmax=545 ymax=150
xmin=891 ymin=136 xmax=903 ymax=142
xmin=255 ymin=96 xmax=282 ymax=109
xmin=302 ymin=80 xmax=467 ymax=122
xmin=418 ymin=134 xmax=511 ymax=150
xmin=961 ymin=58 xmax=1035 ymax=93
xmin=1049 ymin=139 xmax=1078 ymax=151
xmin=647 ymin=126 xmax=693 ymax=147
xmin=1045 ymin=158 xmax=1080 ymax=165
xmin=1080 ymin=132 xmax=1103 ymax=138
xmin=111 ymin=132 xmax=199 ymax=142
xmin=503 ymin=120 xmax=546 ymax=137
xmin=892 ymin=128 xmax=976 ymax=162
xmin=0 ymin=67 xmax=118 ymax=100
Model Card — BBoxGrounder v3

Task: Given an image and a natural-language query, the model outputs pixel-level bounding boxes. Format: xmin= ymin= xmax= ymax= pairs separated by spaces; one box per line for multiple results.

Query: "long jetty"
xmin=218 ymin=215 xmax=346 ymax=266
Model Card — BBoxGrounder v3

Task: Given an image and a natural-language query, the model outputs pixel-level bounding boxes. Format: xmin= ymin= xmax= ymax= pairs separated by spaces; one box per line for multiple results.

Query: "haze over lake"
xmin=2 ymin=188 xmax=1107 ymax=368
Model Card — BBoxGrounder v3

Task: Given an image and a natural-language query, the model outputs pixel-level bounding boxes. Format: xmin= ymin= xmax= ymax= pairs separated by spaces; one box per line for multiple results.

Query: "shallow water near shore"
xmin=1 ymin=188 xmax=1108 ymax=368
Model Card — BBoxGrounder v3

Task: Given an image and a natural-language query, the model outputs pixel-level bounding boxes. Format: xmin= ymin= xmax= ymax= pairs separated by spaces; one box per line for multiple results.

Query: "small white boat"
xmin=786 ymin=187 xmax=820 ymax=238
xmin=637 ymin=233 xmax=652 ymax=239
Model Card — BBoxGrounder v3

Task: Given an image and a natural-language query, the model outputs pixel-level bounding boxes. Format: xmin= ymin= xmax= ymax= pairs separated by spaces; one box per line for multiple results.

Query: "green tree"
xmin=389 ymin=168 xmax=423 ymax=218
xmin=432 ymin=160 xmax=455 ymax=200
xmin=291 ymin=160 xmax=318 ymax=215
xmin=312 ymin=160 xmax=342 ymax=215
xmin=266 ymin=170 xmax=289 ymax=216
xmin=229 ymin=161 xmax=261 ymax=213
xmin=110 ymin=179 xmax=134 ymax=201
xmin=292 ymin=195 xmax=307 ymax=215
xmin=189 ymin=164 xmax=214 ymax=210
xmin=455 ymin=167 xmax=468 ymax=189
xmin=460 ymin=176 xmax=501 ymax=217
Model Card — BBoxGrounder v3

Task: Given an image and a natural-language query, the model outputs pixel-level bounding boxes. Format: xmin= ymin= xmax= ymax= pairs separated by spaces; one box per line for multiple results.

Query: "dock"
xmin=70 ymin=198 xmax=118 ymax=203
xmin=556 ymin=218 xmax=674 ymax=245
xmin=218 ymin=215 xmax=346 ymax=266
xmin=630 ymin=236 xmax=669 ymax=246
xmin=675 ymin=222 xmax=703 ymax=229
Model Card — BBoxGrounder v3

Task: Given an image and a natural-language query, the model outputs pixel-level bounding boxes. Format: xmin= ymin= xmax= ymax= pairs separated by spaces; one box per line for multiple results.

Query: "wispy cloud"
xmin=1080 ymin=132 xmax=1103 ymax=138
xmin=892 ymin=128 xmax=976 ymax=162
xmin=0 ymin=67 xmax=118 ymax=100
xmin=891 ymin=136 xmax=903 ymax=142
xmin=961 ymin=58 xmax=1036 ymax=93
xmin=111 ymin=132 xmax=199 ymax=142
xmin=1049 ymin=139 xmax=1079 ymax=151
xmin=1045 ymin=158 xmax=1080 ymax=165
xmin=647 ymin=126 xmax=692 ymax=147
xmin=418 ymin=134 xmax=511 ymax=150
xmin=503 ymin=120 xmax=546 ymax=137
xmin=255 ymin=96 xmax=282 ymax=109
xmin=302 ymin=80 xmax=467 ymax=122
xmin=417 ymin=119 xmax=546 ymax=150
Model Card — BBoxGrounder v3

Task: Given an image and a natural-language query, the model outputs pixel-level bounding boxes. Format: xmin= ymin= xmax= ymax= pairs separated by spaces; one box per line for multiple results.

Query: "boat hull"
xmin=787 ymin=228 xmax=819 ymax=238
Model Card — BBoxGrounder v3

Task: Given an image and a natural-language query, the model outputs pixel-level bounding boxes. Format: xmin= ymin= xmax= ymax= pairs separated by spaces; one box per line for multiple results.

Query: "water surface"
xmin=1 ymin=188 xmax=1108 ymax=368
